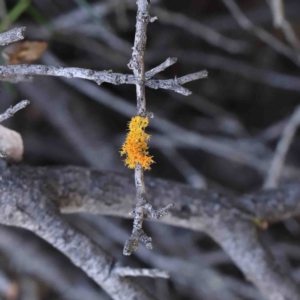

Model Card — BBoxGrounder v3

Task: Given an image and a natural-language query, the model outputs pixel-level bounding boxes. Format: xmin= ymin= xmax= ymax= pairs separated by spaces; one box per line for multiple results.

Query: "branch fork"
xmin=124 ymin=201 xmax=174 ymax=255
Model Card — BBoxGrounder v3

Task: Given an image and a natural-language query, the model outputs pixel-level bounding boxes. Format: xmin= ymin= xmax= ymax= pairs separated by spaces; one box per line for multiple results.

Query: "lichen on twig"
xmin=123 ymin=0 xmax=175 ymax=256
xmin=120 ymin=116 xmax=154 ymax=170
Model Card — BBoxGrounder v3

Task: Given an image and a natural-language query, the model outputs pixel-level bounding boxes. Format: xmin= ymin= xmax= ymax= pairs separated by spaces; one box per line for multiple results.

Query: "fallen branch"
xmin=1 ymin=165 xmax=300 ymax=300
xmin=0 ymin=165 xmax=157 ymax=300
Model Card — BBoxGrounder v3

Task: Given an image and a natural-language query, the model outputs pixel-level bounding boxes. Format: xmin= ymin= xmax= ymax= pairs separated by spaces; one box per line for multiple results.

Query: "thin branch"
xmin=147 ymin=70 xmax=208 ymax=95
xmin=124 ymin=0 xmax=174 ymax=256
xmin=0 ymin=64 xmax=206 ymax=96
xmin=264 ymin=105 xmax=300 ymax=189
xmin=113 ymin=266 xmax=169 ymax=279
xmin=145 ymin=57 xmax=177 ymax=79
xmin=0 ymin=100 xmax=30 ymax=123
xmin=0 ymin=27 xmax=25 ymax=46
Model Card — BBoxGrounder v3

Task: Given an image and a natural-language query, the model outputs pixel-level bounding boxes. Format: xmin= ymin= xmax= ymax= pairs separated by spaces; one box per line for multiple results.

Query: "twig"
xmin=0 ymin=100 xmax=29 ymax=160
xmin=0 ymin=100 xmax=30 ymax=123
xmin=113 ymin=266 xmax=169 ymax=279
xmin=264 ymin=105 xmax=300 ymax=189
xmin=145 ymin=57 xmax=177 ymax=79
xmin=124 ymin=0 xmax=174 ymax=256
xmin=0 ymin=27 xmax=25 ymax=46
xmin=94 ymin=217 xmax=261 ymax=300
xmin=147 ymin=70 xmax=208 ymax=95
xmin=0 ymin=64 xmax=206 ymax=96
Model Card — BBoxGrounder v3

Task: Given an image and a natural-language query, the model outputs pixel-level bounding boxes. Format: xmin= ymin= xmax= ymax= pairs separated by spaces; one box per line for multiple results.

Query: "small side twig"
xmin=264 ymin=105 xmax=300 ymax=189
xmin=113 ymin=266 xmax=169 ymax=279
xmin=0 ymin=100 xmax=30 ymax=123
xmin=0 ymin=27 xmax=25 ymax=46
xmin=145 ymin=57 xmax=177 ymax=79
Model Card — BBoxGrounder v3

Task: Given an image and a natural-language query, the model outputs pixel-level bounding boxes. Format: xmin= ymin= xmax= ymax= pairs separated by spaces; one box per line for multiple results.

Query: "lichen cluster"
xmin=120 ymin=116 xmax=154 ymax=170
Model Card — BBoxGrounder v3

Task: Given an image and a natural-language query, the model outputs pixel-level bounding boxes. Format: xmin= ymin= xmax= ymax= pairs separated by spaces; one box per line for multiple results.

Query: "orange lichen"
xmin=120 ymin=116 xmax=154 ymax=170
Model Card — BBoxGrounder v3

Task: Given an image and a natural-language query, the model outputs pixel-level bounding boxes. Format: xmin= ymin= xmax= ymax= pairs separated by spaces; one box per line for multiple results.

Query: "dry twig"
xmin=113 ymin=266 xmax=169 ymax=279
xmin=123 ymin=0 xmax=174 ymax=256
xmin=0 ymin=62 xmax=207 ymax=96
xmin=0 ymin=100 xmax=30 ymax=123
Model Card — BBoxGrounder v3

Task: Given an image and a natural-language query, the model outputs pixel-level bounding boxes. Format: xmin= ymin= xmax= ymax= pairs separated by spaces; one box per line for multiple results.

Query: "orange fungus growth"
xmin=120 ymin=116 xmax=154 ymax=170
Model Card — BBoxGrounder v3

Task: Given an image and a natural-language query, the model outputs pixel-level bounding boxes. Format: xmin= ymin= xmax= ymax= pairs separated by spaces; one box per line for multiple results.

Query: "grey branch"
xmin=0 ymin=100 xmax=30 ymax=123
xmin=147 ymin=70 xmax=208 ymax=96
xmin=2 ymin=165 xmax=300 ymax=300
xmin=145 ymin=57 xmax=177 ymax=79
xmin=0 ymin=63 xmax=206 ymax=96
xmin=0 ymin=166 xmax=156 ymax=300
xmin=114 ymin=266 xmax=169 ymax=278
xmin=0 ymin=27 xmax=25 ymax=46
xmin=124 ymin=0 xmax=174 ymax=256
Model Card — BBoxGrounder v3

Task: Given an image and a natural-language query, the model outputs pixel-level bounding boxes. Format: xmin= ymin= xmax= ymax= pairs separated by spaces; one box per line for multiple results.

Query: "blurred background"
xmin=1 ymin=0 xmax=300 ymax=299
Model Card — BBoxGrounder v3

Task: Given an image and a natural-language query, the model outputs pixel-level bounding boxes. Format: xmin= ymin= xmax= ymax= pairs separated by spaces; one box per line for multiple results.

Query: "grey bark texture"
xmin=0 ymin=27 xmax=25 ymax=45
xmin=0 ymin=165 xmax=300 ymax=300
xmin=0 ymin=165 xmax=156 ymax=300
